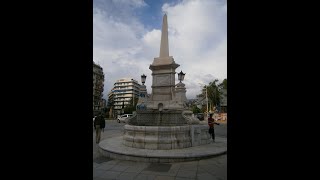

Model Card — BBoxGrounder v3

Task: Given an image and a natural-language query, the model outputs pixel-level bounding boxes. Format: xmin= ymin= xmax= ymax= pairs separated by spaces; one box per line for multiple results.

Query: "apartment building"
xmin=110 ymin=78 xmax=141 ymax=115
xmin=93 ymin=61 xmax=104 ymax=115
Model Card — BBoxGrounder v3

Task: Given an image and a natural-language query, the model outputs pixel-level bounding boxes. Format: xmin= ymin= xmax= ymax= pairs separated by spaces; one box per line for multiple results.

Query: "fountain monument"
xmin=123 ymin=14 xmax=212 ymax=150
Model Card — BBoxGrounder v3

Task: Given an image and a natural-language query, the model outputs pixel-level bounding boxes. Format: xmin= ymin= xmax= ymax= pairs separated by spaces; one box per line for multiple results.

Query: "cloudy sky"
xmin=93 ymin=0 xmax=227 ymax=100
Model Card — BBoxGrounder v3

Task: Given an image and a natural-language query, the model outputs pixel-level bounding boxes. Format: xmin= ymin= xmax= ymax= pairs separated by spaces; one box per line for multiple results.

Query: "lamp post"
xmin=141 ymin=74 xmax=146 ymax=85
xmin=140 ymin=74 xmax=147 ymax=98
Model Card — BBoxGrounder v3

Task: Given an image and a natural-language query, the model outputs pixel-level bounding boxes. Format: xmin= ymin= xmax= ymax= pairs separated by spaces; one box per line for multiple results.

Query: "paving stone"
xmin=197 ymin=172 xmax=219 ymax=180
xmin=144 ymin=163 xmax=172 ymax=172
xmin=94 ymin=169 xmax=107 ymax=178
xmin=176 ymin=170 xmax=197 ymax=179
xmin=116 ymin=172 xmax=139 ymax=180
xmin=100 ymin=171 xmax=121 ymax=179
xmin=179 ymin=164 xmax=198 ymax=171
xmin=154 ymin=175 xmax=175 ymax=180
xmin=110 ymin=165 xmax=130 ymax=172
xmin=125 ymin=166 xmax=146 ymax=173
xmin=96 ymin=163 xmax=115 ymax=171
xmin=134 ymin=174 xmax=156 ymax=180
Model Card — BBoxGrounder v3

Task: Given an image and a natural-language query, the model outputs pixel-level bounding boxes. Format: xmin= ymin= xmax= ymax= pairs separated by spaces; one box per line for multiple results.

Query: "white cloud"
xmin=112 ymin=0 xmax=147 ymax=8
xmin=161 ymin=0 xmax=227 ymax=98
xmin=93 ymin=0 xmax=227 ymax=100
xmin=142 ymin=29 xmax=161 ymax=47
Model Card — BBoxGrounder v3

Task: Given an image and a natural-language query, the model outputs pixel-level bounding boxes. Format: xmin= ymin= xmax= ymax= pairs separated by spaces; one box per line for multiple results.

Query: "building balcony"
xmin=114 ymin=100 xmax=131 ymax=103
xmin=114 ymin=84 xmax=135 ymax=87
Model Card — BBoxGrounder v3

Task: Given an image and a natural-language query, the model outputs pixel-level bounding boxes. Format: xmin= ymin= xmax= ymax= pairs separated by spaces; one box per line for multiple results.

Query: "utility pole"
xmin=206 ymin=85 xmax=208 ymax=115
xmin=215 ymin=88 xmax=217 ymax=112
xmin=199 ymin=83 xmax=209 ymax=117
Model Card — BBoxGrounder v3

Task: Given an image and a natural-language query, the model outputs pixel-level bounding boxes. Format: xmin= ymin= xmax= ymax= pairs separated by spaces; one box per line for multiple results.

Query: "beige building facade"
xmin=110 ymin=78 xmax=141 ymax=116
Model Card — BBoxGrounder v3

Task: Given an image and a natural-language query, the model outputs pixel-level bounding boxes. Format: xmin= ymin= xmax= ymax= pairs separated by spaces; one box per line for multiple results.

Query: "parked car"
xmin=196 ymin=113 xmax=204 ymax=121
xmin=117 ymin=114 xmax=133 ymax=123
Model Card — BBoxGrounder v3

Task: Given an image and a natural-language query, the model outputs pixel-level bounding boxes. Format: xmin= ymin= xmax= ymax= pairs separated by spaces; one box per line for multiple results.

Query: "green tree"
xmin=206 ymin=79 xmax=220 ymax=109
xmin=124 ymin=97 xmax=139 ymax=114
xmin=201 ymin=105 xmax=207 ymax=113
xmin=217 ymin=79 xmax=227 ymax=112
xmin=124 ymin=105 xmax=133 ymax=114
xmin=198 ymin=79 xmax=227 ymax=111
xmin=192 ymin=105 xmax=201 ymax=114
xmin=218 ymin=79 xmax=227 ymax=90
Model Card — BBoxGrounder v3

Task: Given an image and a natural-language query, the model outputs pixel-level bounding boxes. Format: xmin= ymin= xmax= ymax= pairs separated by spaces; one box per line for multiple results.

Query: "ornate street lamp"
xmin=178 ymin=70 xmax=185 ymax=83
xmin=141 ymin=74 xmax=147 ymax=85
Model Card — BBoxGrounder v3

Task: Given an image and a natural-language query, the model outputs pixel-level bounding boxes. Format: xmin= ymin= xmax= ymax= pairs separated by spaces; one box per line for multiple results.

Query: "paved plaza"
xmin=93 ymin=120 xmax=227 ymax=180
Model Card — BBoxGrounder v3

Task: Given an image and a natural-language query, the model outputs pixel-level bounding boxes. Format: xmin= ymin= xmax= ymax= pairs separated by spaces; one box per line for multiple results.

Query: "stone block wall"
xmin=123 ymin=124 xmax=211 ymax=150
xmin=190 ymin=125 xmax=212 ymax=146
xmin=130 ymin=110 xmax=187 ymax=126
xmin=123 ymin=125 xmax=191 ymax=150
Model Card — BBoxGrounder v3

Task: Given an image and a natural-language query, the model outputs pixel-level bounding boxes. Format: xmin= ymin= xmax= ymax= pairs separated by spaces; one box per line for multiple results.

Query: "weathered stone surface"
xmin=123 ymin=125 xmax=198 ymax=150
xmin=123 ymin=135 xmax=134 ymax=142
xmin=144 ymin=143 xmax=158 ymax=150
xmin=159 ymin=14 xmax=169 ymax=58
xmin=99 ymin=136 xmax=227 ymax=162
xmin=131 ymin=111 xmax=187 ymax=126
xmin=133 ymin=142 xmax=145 ymax=149
xmin=123 ymin=140 xmax=133 ymax=147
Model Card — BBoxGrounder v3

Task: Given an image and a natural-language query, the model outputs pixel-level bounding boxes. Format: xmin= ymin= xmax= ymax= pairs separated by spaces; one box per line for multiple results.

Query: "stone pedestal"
xmin=149 ymin=60 xmax=179 ymax=102
xmin=175 ymin=82 xmax=187 ymax=103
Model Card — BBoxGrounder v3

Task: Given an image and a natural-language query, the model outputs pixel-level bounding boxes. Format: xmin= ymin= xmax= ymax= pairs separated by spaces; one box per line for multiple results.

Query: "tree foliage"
xmin=124 ymin=97 xmax=139 ymax=114
xmin=198 ymin=78 xmax=227 ymax=112
xmin=192 ymin=105 xmax=201 ymax=114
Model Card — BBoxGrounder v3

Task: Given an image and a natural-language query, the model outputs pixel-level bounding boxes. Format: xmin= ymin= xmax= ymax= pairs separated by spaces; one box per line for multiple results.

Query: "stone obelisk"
xmin=149 ymin=14 xmax=180 ymax=102
xmin=159 ymin=13 xmax=169 ymax=58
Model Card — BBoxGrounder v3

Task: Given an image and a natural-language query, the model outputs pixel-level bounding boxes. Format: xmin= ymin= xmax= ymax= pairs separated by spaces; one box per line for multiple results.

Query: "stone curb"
xmin=98 ymin=136 xmax=227 ymax=162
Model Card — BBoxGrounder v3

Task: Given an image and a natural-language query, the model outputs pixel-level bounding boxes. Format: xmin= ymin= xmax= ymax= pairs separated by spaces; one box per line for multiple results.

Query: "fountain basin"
xmin=123 ymin=124 xmax=212 ymax=150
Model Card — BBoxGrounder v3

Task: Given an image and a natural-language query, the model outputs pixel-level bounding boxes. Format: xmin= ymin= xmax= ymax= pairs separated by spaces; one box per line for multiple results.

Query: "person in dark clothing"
xmin=208 ymin=113 xmax=220 ymax=142
xmin=94 ymin=112 xmax=105 ymax=144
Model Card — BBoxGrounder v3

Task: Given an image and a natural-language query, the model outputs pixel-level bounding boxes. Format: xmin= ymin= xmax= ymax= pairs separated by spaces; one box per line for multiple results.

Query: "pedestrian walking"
xmin=94 ymin=111 xmax=105 ymax=144
xmin=208 ymin=113 xmax=220 ymax=142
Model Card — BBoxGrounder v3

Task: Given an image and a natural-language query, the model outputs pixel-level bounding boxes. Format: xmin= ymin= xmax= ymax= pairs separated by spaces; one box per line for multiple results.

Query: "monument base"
xmin=98 ymin=136 xmax=227 ymax=162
